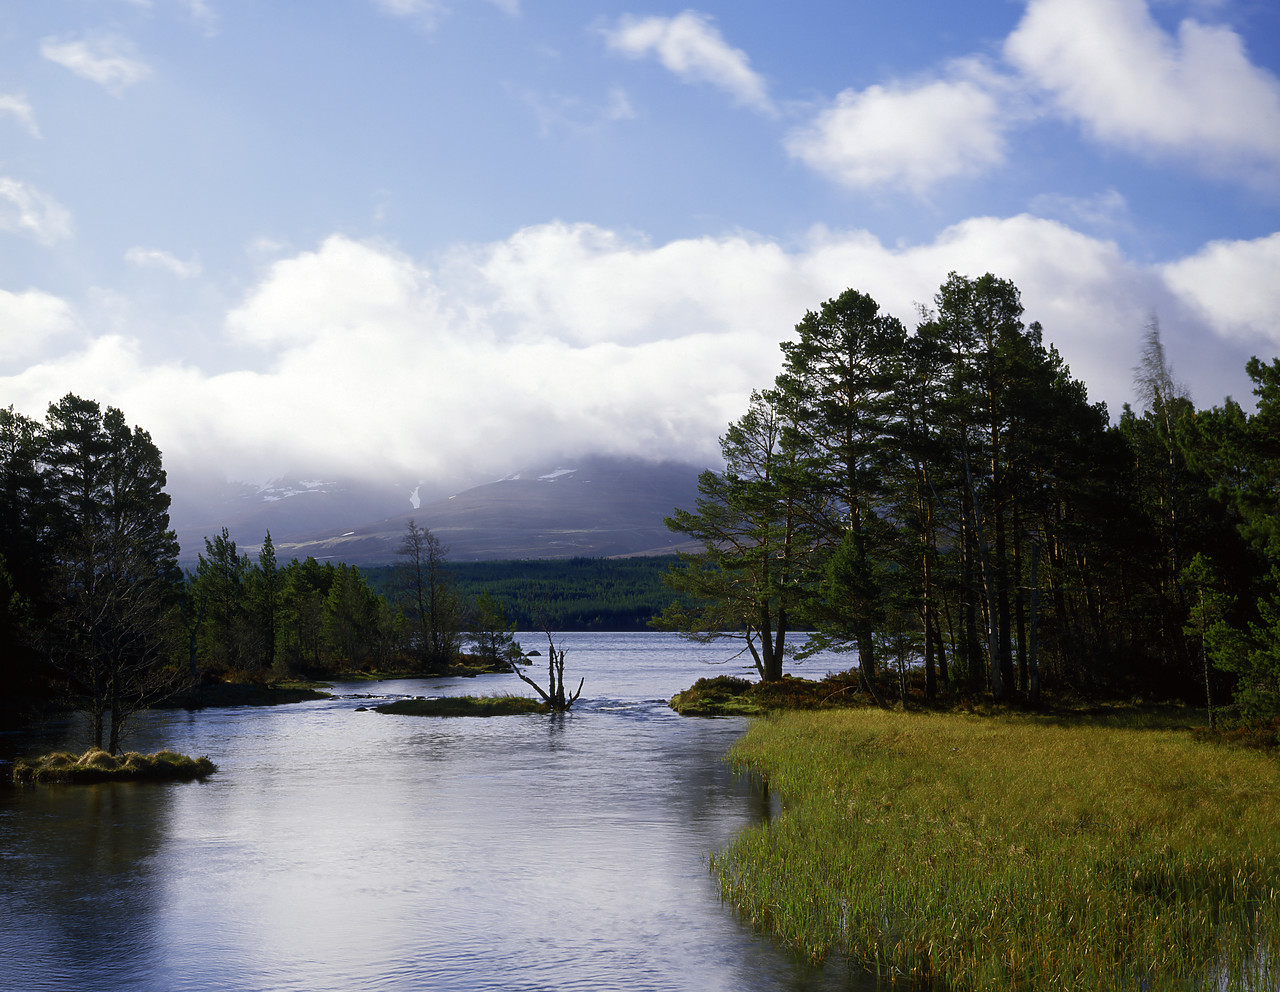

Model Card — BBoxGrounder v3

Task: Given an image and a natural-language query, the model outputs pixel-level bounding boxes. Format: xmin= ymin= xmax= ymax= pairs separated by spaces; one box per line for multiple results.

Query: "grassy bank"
xmin=714 ymin=708 xmax=1279 ymax=990
xmin=12 ymin=748 xmax=217 ymax=785
xmin=375 ymin=695 xmax=549 ymax=717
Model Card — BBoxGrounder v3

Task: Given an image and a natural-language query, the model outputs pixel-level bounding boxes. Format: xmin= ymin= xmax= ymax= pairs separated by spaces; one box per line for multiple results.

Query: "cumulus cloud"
xmin=604 ymin=10 xmax=774 ymax=114
xmin=0 ymin=177 xmax=73 ymax=245
xmin=1162 ymin=233 xmax=1280 ymax=345
xmin=125 ymin=246 xmax=203 ymax=278
xmin=0 ymin=288 xmax=77 ymax=364
xmin=0 ymin=94 xmax=40 ymax=137
xmin=785 ymin=66 xmax=1009 ymax=193
xmin=1005 ymin=0 xmax=1280 ymax=181
xmin=40 ymin=36 xmax=152 ymax=95
xmin=0 ymin=219 xmax=1264 ymax=489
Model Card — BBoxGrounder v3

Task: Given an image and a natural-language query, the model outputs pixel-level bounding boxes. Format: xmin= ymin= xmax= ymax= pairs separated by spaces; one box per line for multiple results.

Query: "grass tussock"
xmin=375 ymin=694 xmax=550 ymax=717
xmin=671 ymin=673 xmax=867 ymax=716
xmin=714 ymin=708 xmax=1280 ymax=991
xmin=12 ymin=748 xmax=218 ymax=785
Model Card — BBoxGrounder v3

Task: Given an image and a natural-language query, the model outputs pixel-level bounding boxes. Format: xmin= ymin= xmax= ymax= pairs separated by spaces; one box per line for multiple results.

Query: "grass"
xmin=12 ymin=748 xmax=218 ymax=785
xmin=713 ymin=707 xmax=1280 ymax=990
xmin=374 ymin=694 xmax=550 ymax=717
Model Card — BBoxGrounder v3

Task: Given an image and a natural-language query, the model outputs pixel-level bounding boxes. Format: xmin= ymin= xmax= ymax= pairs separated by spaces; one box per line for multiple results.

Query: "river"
xmin=0 ymin=631 xmax=883 ymax=992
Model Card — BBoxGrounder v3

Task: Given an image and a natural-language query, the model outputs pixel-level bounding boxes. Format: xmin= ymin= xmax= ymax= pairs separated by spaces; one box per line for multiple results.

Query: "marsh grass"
xmin=714 ymin=709 xmax=1280 ymax=990
xmin=374 ymin=695 xmax=550 ymax=717
xmin=12 ymin=748 xmax=217 ymax=785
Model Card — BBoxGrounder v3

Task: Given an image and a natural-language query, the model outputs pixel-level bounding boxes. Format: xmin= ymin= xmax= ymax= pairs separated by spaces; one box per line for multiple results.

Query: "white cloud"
xmin=785 ymin=66 xmax=1008 ymax=193
xmin=118 ymin=0 xmax=217 ymax=31
xmin=369 ymin=0 xmax=447 ymax=30
xmin=125 ymin=246 xmax=203 ymax=278
xmin=0 ymin=219 xmax=1262 ymax=488
xmin=1161 ymin=232 xmax=1280 ymax=345
xmin=1005 ymin=0 xmax=1280 ymax=182
xmin=180 ymin=0 xmax=217 ymax=28
xmin=0 ymin=177 xmax=73 ymax=245
xmin=40 ymin=36 xmax=152 ymax=95
xmin=604 ymin=10 xmax=774 ymax=115
xmin=1028 ymin=189 xmax=1130 ymax=230
xmin=0 ymin=94 xmax=40 ymax=138
xmin=523 ymin=87 xmax=635 ymax=136
xmin=0 ymin=288 xmax=77 ymax=364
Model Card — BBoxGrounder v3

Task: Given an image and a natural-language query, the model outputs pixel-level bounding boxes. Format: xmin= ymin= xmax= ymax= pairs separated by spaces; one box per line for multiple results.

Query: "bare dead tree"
xmin=509 ymin=629 xmax=582 ymax=711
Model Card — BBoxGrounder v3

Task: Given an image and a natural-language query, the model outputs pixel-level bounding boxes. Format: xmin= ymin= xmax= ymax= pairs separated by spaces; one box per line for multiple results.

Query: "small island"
xmin=374 ymin=694 xmax=549 ymax=717
xmin=12 ymin=748 xmax=218 ymax=785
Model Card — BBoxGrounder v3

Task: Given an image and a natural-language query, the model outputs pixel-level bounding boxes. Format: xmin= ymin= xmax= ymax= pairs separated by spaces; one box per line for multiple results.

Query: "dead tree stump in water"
xmin=509 ymin=630 xmax=583 ymax=711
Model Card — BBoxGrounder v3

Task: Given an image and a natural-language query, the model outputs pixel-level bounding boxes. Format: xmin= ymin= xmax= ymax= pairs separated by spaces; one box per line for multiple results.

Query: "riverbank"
xmin=714 ymin=707 xmax=1280 ymax=990
xmin=156 ymin=655 xmax=513 ymax=710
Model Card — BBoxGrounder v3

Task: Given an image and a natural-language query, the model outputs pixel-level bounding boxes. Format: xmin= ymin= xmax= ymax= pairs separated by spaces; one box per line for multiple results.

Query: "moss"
xmin=374 ymin=694 xmax=550 ymax=717
xmin=12 ymin=748 xmax=217 ymax=785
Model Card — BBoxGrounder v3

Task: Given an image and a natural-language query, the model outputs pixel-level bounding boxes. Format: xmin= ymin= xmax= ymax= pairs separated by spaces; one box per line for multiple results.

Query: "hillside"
xmin=175 ymin=456 xmax=706 ymax=566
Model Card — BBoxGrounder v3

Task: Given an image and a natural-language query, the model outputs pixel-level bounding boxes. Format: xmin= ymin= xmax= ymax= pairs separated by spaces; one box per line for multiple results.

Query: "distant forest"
xmin=363 ymin=557 xmax=681 ymax=632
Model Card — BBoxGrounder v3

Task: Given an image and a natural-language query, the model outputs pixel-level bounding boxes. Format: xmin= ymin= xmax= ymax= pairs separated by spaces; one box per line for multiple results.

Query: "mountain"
xmin=172 ymin=456 xmax=707 ymax=566
xmin=170 ymin=474 xmax=430 ymax=566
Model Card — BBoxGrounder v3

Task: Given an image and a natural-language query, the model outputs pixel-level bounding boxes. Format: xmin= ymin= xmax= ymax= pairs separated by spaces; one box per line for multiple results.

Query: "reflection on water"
xmin=0 ymin=632 xmax=880 ymax=991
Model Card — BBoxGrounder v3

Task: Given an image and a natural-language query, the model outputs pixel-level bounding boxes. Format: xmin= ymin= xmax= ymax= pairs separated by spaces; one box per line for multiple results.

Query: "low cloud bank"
xmin=0 ymin=216 xmax=1272 ymax=495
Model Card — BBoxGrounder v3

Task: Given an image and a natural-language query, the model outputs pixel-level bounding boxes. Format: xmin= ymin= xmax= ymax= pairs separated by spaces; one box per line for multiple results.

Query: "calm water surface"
xmin=0 ymin=632 xmax=881 ymax=992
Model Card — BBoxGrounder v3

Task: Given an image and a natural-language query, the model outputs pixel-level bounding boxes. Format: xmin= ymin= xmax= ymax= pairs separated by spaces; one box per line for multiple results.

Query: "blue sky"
xmin=2 ymin=0 xmax=1279 ymax=505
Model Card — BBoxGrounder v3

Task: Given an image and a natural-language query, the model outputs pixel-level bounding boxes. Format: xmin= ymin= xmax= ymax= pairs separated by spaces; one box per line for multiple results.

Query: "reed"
xmin=713 ymin=708 xmax=1279 ymax=990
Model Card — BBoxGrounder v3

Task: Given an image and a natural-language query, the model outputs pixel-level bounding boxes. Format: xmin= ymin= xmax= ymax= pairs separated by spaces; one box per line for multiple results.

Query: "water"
xmin=0 ymin=632 xmax=879 ymax=992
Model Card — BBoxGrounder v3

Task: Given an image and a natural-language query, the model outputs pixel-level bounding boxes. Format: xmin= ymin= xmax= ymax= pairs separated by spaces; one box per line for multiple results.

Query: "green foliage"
xmin=1207 ymin=565 xmax=1280 ymax=721
xmin=466 ymin=589 xmax=522 ymax=665
xmin=664 ymin=275 xmax=1280 ymax=715
xmin=396 ymin=520 xmax=461 ymax=671
xmin=657 ymin=390 xmax=808 ymax=682
xmin=41 ymin=395 xmax=183 ymax=752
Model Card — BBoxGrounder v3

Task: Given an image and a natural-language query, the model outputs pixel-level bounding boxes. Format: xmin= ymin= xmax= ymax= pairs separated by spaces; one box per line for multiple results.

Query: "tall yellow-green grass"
xmin=714 ymin=708 xmax=1279 ymax=990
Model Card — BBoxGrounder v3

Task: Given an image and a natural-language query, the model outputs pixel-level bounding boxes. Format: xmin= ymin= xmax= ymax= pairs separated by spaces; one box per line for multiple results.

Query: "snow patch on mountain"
xmin=255 ymin=479 xmax=333 ymax=502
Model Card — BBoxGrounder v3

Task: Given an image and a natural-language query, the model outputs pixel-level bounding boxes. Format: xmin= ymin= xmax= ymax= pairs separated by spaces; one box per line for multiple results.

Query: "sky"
xmin=2 ymin=0 xmax=1279 ymax=510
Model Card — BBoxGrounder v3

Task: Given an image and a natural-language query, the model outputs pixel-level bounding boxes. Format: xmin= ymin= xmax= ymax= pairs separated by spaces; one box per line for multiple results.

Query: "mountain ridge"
xmin=172 ymin=455 xmax=708 ymax=566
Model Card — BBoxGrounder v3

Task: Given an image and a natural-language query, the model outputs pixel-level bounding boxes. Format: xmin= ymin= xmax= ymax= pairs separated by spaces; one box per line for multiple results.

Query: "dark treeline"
xmin=365 ymin=557 xmax=686 ymax=631
xmin=658 ymin=273 xmax=1280 ymax=723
